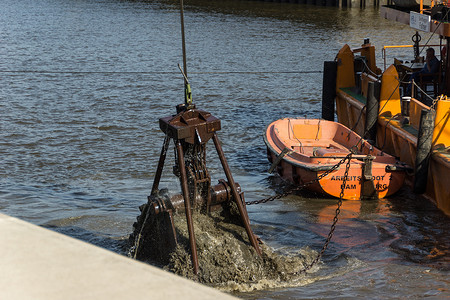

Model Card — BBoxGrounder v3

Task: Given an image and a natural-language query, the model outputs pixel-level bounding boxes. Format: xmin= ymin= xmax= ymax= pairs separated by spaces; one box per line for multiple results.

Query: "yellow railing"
xmin=382 ymin=44 xmax=441 ymax=70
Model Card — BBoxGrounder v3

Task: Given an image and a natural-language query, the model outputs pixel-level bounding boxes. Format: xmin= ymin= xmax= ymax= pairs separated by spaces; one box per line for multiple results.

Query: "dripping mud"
xmin=128 ymin=199 xmax=360 ymax=292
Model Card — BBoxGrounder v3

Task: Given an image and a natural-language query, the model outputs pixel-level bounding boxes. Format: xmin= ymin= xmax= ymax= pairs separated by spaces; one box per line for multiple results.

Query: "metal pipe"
xmin=176 ymin=141 xmax=199 ymax=274
xmin=212 ymin=133 xmax=261 ymax=256
xmin=152 ymin=182 xmax=242 ymax=214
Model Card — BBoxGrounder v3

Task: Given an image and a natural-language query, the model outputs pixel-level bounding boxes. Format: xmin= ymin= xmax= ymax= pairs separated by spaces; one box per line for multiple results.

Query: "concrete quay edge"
xmin=0 ymin=213 xmax=237 ymax=300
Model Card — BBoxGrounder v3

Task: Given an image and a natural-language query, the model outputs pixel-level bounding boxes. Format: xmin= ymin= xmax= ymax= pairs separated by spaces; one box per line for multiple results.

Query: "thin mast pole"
xmin=179 ymin=0 xmax=192 ymax=108
xmin=180 ymin=0 xmax=188 ymax=82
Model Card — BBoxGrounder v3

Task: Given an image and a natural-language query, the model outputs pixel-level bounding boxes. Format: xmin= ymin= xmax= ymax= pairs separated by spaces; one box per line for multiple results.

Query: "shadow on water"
xmin=262 ymin=175 xmax=450 ymax=271
xmin=385 ymin=191 xmax=450 ymax=270
xmin=42 ymin=224 xmax=130 ymax=254
xmin=151 ymin=0 xmax=360 ymax=27
xmin=124 ymin=0 xmax=374 ymax=38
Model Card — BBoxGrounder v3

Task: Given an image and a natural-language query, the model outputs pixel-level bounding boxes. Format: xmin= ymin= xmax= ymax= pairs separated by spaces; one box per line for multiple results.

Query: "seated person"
xmin=406 ymin=48 xmax=440 ymax=95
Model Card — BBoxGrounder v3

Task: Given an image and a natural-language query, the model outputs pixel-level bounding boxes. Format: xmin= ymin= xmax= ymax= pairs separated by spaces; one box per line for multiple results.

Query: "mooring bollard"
xmin=413 ymin=108 xmax=436 ymax=194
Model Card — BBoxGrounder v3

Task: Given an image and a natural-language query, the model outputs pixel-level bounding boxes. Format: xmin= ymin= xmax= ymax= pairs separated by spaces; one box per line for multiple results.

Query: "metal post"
xmin=413 ymin=109 xmax=436 ymax=194
xmin=212 ymin=134 xmax=261 ymax=256
xmin=322 ymin=61 xmax=337 ymax=121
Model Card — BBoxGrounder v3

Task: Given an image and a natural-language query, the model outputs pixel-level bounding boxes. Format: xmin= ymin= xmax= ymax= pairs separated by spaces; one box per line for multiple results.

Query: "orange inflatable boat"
xmin=264 ymin=118 xmax=408 ymax=200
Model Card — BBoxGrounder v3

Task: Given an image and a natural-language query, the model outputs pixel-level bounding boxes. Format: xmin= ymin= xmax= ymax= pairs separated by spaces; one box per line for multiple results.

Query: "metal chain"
xmin=431 ymin=94 xmax=444 ymax=110
xmin=294 ymin=153 xmax=352 ymax=275
xmin=245 ymin=152 xmax=353 ymax=274
xmin=245 ymin=152 xmax=352 ymax=206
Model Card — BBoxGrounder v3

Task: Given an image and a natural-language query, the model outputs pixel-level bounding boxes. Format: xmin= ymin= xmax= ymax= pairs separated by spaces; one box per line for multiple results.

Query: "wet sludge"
xmin=130 ymin=199 xmax=321 ymax=292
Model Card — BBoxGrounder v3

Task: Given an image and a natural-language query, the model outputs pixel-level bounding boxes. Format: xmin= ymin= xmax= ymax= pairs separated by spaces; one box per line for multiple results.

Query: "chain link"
xmin=246 ymin=152 xmax=352 ymax=206
xmin=246 ymin=152 xmax=353 ymax=275
xmin=431 ymin=94 xmax=444 ymax=110
xmin=294 ymin=153 xmax=352 ymax=275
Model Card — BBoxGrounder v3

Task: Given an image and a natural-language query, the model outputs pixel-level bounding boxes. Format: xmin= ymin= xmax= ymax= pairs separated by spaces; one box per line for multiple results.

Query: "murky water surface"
xmin=1 ymin=0 xmax=449 ymax=298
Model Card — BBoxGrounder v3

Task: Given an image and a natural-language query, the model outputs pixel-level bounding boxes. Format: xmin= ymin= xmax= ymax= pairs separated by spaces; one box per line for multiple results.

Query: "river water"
xmin=1 ymin=0 xmax=449 ymax=298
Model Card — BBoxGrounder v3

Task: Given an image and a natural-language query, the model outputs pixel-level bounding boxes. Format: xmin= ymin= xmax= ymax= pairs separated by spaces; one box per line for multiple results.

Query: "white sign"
xmin=410 ymin=11 xmax=431 ymax=32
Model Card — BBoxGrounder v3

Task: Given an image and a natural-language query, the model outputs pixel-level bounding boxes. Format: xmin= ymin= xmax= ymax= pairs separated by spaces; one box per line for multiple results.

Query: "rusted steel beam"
xmin=212 ymin=133 xmax=261 ymax=256
xmin=151 ymin=135 xmax=171 ymax=196
xmin=176 ymin=141 xmax=199 ymax=275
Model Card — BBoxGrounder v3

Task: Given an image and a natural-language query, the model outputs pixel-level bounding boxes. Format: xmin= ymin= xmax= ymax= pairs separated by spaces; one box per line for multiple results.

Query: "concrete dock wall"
xmin=0 ymin=213 xmax=236 ymax=300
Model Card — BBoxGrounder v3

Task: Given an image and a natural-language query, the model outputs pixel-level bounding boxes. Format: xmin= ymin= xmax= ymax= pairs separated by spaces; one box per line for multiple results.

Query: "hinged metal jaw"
xmin=130 ymin=105 xmax=261 ymax=275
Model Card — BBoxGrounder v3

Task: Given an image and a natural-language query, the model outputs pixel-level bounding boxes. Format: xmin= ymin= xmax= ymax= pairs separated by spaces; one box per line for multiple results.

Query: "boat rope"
xmin=379 ymin=113 xmax=402 ymax=151
xmin=394 ymin=9 xmax=449 ymax=85
xmin=288 ymin=118 xmax=304 ymax=152
xmin=360 ymin=58 xmax=379 ymax=78
xmin=377 ymin=78 xmax=437 ymax=151
xmin=0 ymin=70 xmax=323 ymax=75
xmin=412 ymin=80 xmax=437 ymax=103
xmin=345 ymin=58 xmax=384 ymax=134
xmin=350 ymin=104 xmax=367 ymax=133
xmin=361 ymin=46 xmax=439 ymax=152
xmin=359 ymin=9 xmax=450 ymax=140
xmin=398 ymin=7 xmax=450 ymax=73
xmin=315 ymin=119 xmax=321 ymax=140
xmin=397 ymin=78 xmax=439 ymax=104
